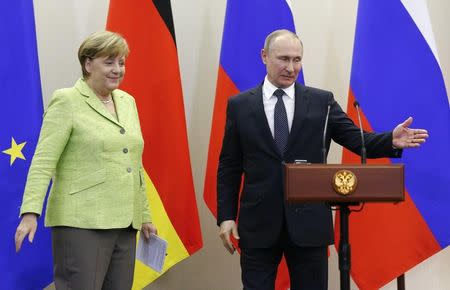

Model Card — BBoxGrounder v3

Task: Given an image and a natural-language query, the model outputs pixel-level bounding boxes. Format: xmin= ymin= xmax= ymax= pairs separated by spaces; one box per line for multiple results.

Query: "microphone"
xmin=322 ymin=100 xmax=332 ymax=164
xmin=353 ymin=101 xmax=367 ymax=164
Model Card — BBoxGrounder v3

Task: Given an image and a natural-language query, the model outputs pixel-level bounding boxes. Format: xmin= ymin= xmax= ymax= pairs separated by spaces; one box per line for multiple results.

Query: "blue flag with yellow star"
xmin=0 ymin=1 xmax=53 ymax=288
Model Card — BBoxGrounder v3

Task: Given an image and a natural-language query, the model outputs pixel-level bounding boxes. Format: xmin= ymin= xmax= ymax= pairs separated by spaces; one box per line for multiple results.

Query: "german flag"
xmin=106 ymin=0 xmax=203 ymax=288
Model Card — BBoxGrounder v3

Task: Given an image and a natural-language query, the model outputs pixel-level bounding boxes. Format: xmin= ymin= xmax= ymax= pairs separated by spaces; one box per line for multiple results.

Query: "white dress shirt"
xmin=262 ymin=76 xmax=295 ymax=137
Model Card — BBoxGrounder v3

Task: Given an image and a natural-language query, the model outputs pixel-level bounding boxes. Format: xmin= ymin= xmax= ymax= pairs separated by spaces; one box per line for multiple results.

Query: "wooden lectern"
xmin=284 ymin=163 xmax=404 ymax=290
xmin=284 ymin=163 xmax=404 ymax=203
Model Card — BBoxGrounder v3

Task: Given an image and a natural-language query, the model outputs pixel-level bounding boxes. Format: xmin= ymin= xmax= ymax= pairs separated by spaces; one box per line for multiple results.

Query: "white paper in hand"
xmin=136 ymin=233 xmax=168 ymax=273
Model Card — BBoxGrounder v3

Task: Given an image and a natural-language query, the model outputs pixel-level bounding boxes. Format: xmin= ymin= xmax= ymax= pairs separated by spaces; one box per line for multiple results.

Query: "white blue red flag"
xmin=339 ymin=0 xmax=449 ymax=289
xmin=203 ymin=1 xmax=300 ymax=289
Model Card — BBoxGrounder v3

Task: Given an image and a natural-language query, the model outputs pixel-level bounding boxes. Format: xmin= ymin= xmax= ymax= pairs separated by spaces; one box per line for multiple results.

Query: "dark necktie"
xmin=273 ymin=89 xmax=289 ymax=155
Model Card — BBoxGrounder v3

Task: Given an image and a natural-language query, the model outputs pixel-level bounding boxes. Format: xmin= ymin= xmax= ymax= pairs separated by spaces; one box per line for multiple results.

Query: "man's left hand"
xmin=393 ymin=117 xmax=429 ymax=149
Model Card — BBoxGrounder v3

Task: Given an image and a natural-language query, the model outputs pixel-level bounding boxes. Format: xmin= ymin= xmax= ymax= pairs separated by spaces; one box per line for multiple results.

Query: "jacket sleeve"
xmin=217 ymin=97 xmax=243 ymax=225
xmin=132 ymin=98 xmax=152 ymax=224
xmin=20 ymin=91 xmax=73 ymax=216
xmin=139 ymin=167 xmax=152 ymax=224
xmin=328 ymin=95 xmax=402 ymax=158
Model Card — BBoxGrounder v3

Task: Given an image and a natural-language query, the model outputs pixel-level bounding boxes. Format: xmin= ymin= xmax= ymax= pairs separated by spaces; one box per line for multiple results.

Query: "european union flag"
xmin=0 ymin=1 xmax=53 ymax=288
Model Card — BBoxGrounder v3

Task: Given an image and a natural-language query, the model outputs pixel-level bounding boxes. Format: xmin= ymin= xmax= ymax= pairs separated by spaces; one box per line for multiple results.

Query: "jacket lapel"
xmin=286 ymin=83 xmax=311 ymax=152
xmin=112 ymin=90 xmax=126 ymax=125
xmin=75 ymin=79 xmax=122 ymax=127
xmin=248 ymin=86 xmax=281 ymax=159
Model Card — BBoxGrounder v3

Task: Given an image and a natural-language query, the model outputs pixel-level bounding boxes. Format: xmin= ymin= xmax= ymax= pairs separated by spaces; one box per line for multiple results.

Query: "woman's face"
xmin=85 ymin=55 xmax=125 ymax=95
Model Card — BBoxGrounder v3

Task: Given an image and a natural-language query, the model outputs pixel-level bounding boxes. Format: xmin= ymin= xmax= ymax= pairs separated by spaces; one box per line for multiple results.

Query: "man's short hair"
xmin=263 ymin=29 xmax=302 ymax=52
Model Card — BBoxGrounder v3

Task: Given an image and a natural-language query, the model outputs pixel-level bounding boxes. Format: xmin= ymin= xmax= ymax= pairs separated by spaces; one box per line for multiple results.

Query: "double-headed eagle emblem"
xmin=332 ymin=170 xmax=357 ymax=195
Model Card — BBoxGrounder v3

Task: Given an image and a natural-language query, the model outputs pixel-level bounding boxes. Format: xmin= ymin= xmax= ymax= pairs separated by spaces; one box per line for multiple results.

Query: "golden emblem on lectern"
xmin=332 ymin=170 xmax=357 ymax=195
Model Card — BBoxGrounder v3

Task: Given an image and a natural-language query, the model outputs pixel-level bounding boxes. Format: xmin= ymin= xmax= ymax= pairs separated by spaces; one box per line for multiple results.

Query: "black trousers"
xmin=240 ymin=227 xmax=328 ymax=290
xmin=52 ymin=226 xmax=137 ymax=290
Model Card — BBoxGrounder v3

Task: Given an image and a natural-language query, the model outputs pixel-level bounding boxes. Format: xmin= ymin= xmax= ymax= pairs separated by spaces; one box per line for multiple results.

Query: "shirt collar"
xmin=263 ymin=76 xmax=295 ymax=100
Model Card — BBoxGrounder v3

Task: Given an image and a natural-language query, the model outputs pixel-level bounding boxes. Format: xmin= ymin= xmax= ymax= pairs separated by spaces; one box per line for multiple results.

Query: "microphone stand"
xmin=338 ymin=202 xmax=353 ymax=290
xmin=336 ymin=101 xmax=367 ymax=290
xmin=354 ymin=101 xmax=367 ymax=164
xmin=354 ymin=103 xmax=407 ymax=289
xmin=321 ymin=99 xmax=354 ymax=290
xmin=322 ymin=101 xmax=331 ymax=164
xmin=332 ymin=101 xmax=405 ymax=290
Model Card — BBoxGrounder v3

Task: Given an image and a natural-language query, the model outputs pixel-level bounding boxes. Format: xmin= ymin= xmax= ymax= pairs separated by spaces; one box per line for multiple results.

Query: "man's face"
xmin=261 ymin=35 xmax=303 ymax=88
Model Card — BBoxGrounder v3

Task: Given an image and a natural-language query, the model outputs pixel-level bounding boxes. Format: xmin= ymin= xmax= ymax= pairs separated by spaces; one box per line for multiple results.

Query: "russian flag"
xmin=203 ymin=0 xmax=301 ymax=289
xmin=338 ymin=0 xmax=449 ymax=289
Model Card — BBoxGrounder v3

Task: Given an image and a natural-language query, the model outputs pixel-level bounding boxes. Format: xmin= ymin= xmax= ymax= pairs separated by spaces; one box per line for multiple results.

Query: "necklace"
xmin=100 ymin=98 xmax=113 ymax=104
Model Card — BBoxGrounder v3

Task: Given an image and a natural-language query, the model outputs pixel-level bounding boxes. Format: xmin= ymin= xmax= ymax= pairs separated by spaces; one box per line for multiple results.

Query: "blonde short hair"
xmin=78 ymin=31 xmax=129 ymax=78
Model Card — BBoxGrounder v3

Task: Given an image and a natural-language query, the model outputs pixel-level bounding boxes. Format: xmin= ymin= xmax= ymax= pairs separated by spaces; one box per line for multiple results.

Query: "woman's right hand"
xmin=15 ymin=213 xmax=38 ymax=252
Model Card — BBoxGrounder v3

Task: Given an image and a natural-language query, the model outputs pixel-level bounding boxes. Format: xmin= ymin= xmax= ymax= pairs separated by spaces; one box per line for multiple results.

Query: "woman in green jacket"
xmin=14 ymin=31 xmax=157 ymax=289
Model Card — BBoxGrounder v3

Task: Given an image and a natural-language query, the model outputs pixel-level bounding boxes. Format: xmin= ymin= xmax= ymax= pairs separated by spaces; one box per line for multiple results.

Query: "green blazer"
xmin=20 ymin=79 xmax=152 ymax=230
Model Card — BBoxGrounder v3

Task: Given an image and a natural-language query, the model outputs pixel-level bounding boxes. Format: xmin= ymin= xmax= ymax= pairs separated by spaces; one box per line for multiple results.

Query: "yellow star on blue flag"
xmin=1 ymin=1 xmax=53 ymax=288
xmin=2 ymin=137 xmax=26 ymax=165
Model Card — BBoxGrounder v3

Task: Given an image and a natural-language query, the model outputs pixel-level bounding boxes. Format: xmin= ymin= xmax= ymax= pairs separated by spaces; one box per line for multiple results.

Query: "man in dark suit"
xmin=217 ymin=29 xmax=428 ymax=290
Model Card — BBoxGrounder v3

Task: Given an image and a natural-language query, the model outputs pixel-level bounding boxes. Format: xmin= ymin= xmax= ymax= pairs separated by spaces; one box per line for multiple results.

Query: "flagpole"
xmin=397 ymin=274 xmax=405 ymax=290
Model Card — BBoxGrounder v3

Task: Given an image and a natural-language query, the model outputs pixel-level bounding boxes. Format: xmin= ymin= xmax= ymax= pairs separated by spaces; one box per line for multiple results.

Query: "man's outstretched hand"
xmin=392 ymin=117 xmax=429 ymax=149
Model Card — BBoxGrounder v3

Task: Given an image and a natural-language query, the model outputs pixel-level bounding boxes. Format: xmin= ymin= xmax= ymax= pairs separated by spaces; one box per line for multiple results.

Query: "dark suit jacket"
xmin=217 ymin=82 xmax=401 ymax=248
